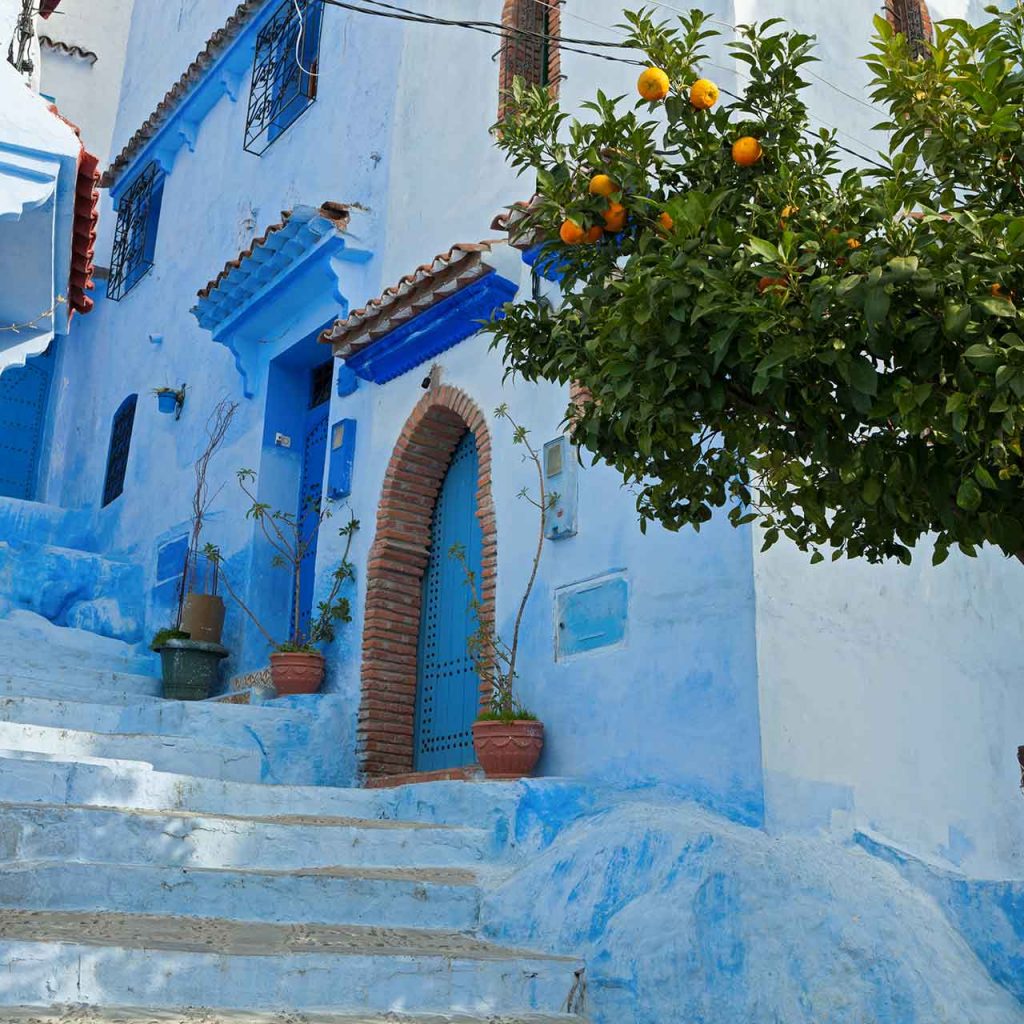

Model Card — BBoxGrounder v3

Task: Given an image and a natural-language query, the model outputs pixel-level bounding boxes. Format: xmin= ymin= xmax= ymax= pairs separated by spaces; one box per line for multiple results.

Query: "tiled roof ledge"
xmin=322 ymin=241 xmax=521 ymax=386
xmin=102 ymin=0 xmax=274 ymax=196
xmin=191 ymin=202 xmax=372 ymax=399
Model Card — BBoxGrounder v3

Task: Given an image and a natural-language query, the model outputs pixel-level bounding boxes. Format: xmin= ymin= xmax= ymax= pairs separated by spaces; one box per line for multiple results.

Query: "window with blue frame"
xmin=106 ymin=162 xmax=164 ymax=301
xmin=102 ymin=394 xmax=138 ymax=507
xmin=244 ymin=0 xmax=324 ymax=155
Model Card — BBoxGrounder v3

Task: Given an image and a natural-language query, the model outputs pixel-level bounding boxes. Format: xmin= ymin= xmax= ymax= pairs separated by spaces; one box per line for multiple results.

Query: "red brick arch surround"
xmin=358 ymin=385 xmax=496 ymax=780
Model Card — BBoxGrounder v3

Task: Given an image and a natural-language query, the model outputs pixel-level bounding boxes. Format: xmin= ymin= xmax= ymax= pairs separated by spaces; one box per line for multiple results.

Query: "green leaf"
xmin=956 ymin=478 xmax=982 ymax=512
xmin=747 ymin=237 xmax=783 ymax=263
xmin=849 ymin=358 xmax=878 ymax=396
xmin=976 ymin=296 xmax=1017 ymax=318
xmin=862 ymin=477 xmax=882 ymax=505
xmin=864 ymin=288 xmax=891 ymax=328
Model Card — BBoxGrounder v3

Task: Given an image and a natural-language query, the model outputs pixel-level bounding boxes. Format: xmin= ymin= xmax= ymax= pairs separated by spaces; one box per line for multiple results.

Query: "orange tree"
xmin=490 ymin=6 xmax=1024 ymax=566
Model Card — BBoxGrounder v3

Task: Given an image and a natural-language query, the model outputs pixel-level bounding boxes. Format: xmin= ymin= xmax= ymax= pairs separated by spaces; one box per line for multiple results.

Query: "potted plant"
xmin=452 ymin=405 xmax=552 ymax=780
xmin=150 ymin=626 xmax=227 ymax=701
xmin=178 ymin=399 xmax=237 ymax=645
xmin=153 ymin=384 xmax=187 ymax=419
xmin=206 ymin=469 xmax=358 ymax=696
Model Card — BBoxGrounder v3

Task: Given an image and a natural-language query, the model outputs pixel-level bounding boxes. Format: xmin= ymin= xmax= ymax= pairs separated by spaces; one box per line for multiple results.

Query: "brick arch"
xmin=358 ymin=385 xmax=496 ymax=780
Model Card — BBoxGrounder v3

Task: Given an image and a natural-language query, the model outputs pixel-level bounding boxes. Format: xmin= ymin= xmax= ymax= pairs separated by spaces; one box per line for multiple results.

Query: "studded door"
xmin=295 ymin=391 xmax=329 ymax=640
xmin=413 ymin=430 xmax=483 ymax=772
xmin=0 ymin=344 xmax=56 ymax=501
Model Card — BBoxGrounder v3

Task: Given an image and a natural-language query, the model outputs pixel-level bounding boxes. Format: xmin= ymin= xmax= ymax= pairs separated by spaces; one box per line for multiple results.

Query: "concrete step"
xmin=3 ymin=1009 xmax=585 ymax=1024
xmin=0 ymin=911 xmax=581 ymax=1016
xmin=0 ymin=672 xmax=162 ymax=705
xmin=0 ymin=692 xmax=317 ymax=753
xmin=0 ymin=720 xmax=263 ymax=782
xmin=0 ymin=496 xmax=96 ymax=551
xmin=0 ymin=860 xmax=481 ymax=930
xmin=0 ymin=803 xmax=496 ymax=870
xmin=0 ymin=751 xmax=552 ymax=832
xmin=0 ymin=610 xmax=155 ymax=677
xmin=0 ymin=540 xmax=144 ymax=643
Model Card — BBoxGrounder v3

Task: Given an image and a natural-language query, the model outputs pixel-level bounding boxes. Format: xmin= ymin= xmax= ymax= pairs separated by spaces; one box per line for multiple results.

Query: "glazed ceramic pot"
xmin=269 ymin=651 xmax=325 ymax=696
xmin=180 ymin=592 xmax=226 ymax=644
xmin=158 ymin=638 xmax=228 ymax=701
xmin=472 ymin=719 xmax=545 ymax=780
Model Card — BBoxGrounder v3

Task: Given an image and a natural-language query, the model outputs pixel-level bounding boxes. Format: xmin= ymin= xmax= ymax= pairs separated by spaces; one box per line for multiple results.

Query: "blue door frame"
xmin=413 ymin=431 xmax=483 ymax=772
xmin=0 ymin=344 xmax=56 ymax=501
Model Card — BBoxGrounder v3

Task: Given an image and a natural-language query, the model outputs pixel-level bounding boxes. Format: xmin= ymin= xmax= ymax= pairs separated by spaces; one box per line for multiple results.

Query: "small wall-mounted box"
xmin=327 ymin=418 xmax=357 ymax=500
xmin=543 ymin=435 xmax=578 ymax=540
xmin=555 ymin=571 xmax=629 ymax=660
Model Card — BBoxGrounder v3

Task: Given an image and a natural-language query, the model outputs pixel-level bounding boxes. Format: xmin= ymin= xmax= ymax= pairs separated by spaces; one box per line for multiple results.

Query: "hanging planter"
xmin=153 ymin=384 xmax=187 ymax=420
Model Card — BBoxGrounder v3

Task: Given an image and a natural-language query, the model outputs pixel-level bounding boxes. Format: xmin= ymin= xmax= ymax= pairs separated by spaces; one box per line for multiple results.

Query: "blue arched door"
xmin=413 ymin=430 xmax=483 ymax=772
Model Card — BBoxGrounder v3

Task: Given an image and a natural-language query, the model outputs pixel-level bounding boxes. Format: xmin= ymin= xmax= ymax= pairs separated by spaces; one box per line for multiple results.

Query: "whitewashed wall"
xmin=36 ymin=0 xmax=136 ymax=164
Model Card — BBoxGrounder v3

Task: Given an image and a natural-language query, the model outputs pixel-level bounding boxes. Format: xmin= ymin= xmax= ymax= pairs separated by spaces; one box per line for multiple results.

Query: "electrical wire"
xmin=292 ymin=0 xmax=319 ymax=78
xmin=322 ymin=0 xmax=890 ymax=168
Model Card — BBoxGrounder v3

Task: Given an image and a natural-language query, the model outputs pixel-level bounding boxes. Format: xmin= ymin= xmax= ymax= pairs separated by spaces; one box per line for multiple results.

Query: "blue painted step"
xmin=0 ymin=541 xmax=144 ymax=643
xmin=0 ymin=497 xmax=96 ymax=551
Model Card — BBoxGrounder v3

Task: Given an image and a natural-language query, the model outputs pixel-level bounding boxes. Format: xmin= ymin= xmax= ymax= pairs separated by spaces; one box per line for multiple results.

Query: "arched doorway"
xmin=359 ymin=385 xmax=496 ymax=780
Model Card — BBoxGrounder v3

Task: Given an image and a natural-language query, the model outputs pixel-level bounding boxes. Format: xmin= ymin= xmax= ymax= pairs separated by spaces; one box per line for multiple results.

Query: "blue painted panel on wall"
xmin=156 ymin=535 xmax=188 ymax=582
xmin=414 ymin=431 xmax=482 ymax=772
xmin=327 ymin=418 xmax=356 ymax=500
xmin=0 ymin=344 xmax=56 ymax=500
xmin=557 ymin=573 xmax=629 ymax=659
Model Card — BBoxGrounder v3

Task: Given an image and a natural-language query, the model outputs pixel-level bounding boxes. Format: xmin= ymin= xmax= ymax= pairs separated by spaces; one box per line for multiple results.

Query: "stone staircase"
xmin=0 ymin=616 xmax=586 ymax=1022
xmin=0 ymin=497 xmax=144 ymax=643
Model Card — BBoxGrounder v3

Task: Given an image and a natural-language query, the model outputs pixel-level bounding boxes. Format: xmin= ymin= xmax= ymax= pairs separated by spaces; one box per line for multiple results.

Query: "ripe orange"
xmin=991 ymin=283 xmax=1005 ymax=297
xmin=602 ymin=201 xmax=628 ymax=233
xmin=589 ymin=174 xmax=618 ymax=198
xmin=559 ymin=219 xmax=586 ymax=245
xmin=657 ymin=211 xmax=674 ymax=233
xmin=781 ymin=205 xmax=800 ymax=220
xmin=638 ymin=67 xmax=671 ymax=101
xmin=689 ymin=78 xmax=719 ymax=110
xmin=732 ymin=136 xmax=763 ymax=167
xmin=584 ymin=225 xmax=604 ymax=243
xmin=758 ymin=276 xmax=788 ymax=294
xmin=846 ymin=238 xmax=861 ymax=250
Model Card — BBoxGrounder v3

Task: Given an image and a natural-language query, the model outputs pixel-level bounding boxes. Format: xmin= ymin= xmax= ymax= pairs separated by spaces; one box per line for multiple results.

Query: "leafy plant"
xmin=176 ymin=399 xmax=237 ymax=627
xmin=205 ymin=469 xmax=359 ymax=653
xmin=451 ymin=406 xmax=555 ymax=722
xmin=150 ymin=627 xmax=189 ymax=651
xmin=489 ymin=5 xmax=1024 ymax=567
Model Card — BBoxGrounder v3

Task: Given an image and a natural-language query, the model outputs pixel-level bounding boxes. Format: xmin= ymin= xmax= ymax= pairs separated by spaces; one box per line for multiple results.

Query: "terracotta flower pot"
xmin=270 ymin=651 xmax=325 ymax=696
xmin=472 ymin=719 xmax=545 ymax=780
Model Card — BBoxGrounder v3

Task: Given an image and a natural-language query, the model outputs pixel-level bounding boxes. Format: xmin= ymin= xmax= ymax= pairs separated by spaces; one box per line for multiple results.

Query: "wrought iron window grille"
xmin=102 ymin=394 xmax=138 ymax=507
xmin=886 ymin=0 xmax=931 ymax=58
xmin=106 ymin=162 xmax=164 ymax=301
xmin=244 ymin=0 xmax=325 ymax=155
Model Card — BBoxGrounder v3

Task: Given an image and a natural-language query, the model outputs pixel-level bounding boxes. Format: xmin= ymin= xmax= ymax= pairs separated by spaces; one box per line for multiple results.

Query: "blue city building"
xmin=0 ymin=0 xmax=1020 ymax=1020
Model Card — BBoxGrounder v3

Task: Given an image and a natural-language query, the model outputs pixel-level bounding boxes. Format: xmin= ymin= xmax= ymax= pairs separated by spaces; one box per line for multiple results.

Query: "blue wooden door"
xmin=0 ymin=344 xmax=56 ymax=500
xmin=295 ymin=403 xmax=328 ymax=640
xmin=414 ymin=431 xmax=483 ymax=771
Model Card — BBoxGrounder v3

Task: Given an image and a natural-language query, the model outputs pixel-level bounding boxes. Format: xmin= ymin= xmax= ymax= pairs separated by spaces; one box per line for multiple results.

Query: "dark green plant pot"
xmin=158 ymin=638 xmax=228 ymax=701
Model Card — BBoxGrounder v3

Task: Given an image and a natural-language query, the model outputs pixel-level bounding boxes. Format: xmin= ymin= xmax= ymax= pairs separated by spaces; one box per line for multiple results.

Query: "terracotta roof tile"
xmin=48 ymin=106 xmax=99 ymax=317
xmin=320 ymin=240 xmax=509 ymax=355
xmin=39 ymin=35 xmax=98 ymax=65
xmin=101 ymin=0 xmax=268 ymax=189
xmin=490 ymin=195 xmax=544 ymax=250
xmin=196 ymin=202 xmax=351 ymax=301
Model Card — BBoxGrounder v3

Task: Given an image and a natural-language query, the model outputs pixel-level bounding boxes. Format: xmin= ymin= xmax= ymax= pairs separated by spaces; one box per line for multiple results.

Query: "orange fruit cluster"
xmin=637 ymin=67 xmax=671 ymax=101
